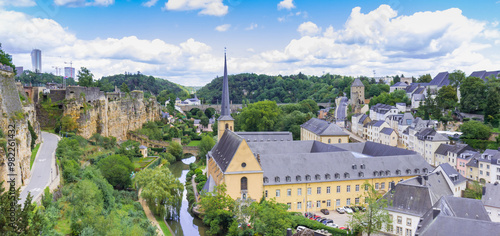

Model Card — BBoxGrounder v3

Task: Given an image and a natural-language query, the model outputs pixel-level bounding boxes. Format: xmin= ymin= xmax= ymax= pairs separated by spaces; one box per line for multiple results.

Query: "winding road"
xmin=19 ymin=132 xmax=60 ymax=205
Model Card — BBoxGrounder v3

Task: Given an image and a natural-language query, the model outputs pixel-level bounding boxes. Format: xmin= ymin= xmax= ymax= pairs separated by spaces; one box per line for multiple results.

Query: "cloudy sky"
xmin=0 ymin=0 xmax=499 ymax=86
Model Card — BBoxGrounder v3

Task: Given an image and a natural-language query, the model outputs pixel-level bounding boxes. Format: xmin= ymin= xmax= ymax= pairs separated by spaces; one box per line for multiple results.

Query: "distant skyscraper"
xmin=31 ymin=49 xmax=41 ymax=73
xmin=15 ymin=66 xmax=23 ymax=77
xmin=64 ymin=67 xmax=75 ymax=78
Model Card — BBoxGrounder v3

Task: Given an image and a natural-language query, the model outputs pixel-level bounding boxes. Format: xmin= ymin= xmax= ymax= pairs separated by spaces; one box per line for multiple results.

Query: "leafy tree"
xmin=435 ymin=85 xmax=458 ymax=110
xmin=348 ymin=183 xmax=391 ymax=236
xmin=299 ymin=99 xmax=319 ymax=114
xmin=0 ymin=182 xmax=44 ymax=234
xmin=60 ymin=115 xmax=78 ymax=132
xmin=198 ymin=135 xmax=215 ymax=160
xmin=368 ymin=90 xmax=410 ymax=106
xmin=120 ymin=82 xmax=130 ymax=93
xmin=168 ymin=141 xmax=183 ymax=161
xmin=460 ymin=120 xmax=491 ymax=140
xmin=449 ymin=70 xmax=465 ymax=88
xmin=116 ymin=140 xmax=142 ymax=161
xmin=463 ymin=181 xmax=482 ymax=199
xmin=98 ymin=154 xmax=134 ymax=189
xmin=77 ymin=67 xmax=95 ymax=87
xmin=200 ymin=115 xmax=209 ymax=128
xmin=245 ymin=199 xmax=292 ymax=236
xmin=460 ymin=77 xmax=487 ymax=113
xmin=0 ymin=43 xmax=15 ymax=71
xmin=198 ymin=184 xmax=236 ymax=236
xmin=416 ymin=74 xmax=432 ymax=83
xmin=236 ymin=100 xmax=282 ymax=131
xmin=485 ymin=78 xmax=500 ymax=127
xmin=135 ymin=167 xmax=183 ymax=219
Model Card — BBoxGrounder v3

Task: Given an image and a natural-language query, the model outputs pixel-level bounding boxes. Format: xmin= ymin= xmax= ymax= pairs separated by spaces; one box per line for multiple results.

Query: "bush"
xmin=197 ymin=181 xmax=206 ymax=192
xmin=194 ymin=168 xmax=203 ymax=176
xmin=194 ymin=174 xmax=207 ymax=184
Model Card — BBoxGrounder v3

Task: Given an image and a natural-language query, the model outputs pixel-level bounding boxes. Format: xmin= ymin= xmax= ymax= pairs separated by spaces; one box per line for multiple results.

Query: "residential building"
xmin=407 ymin=118 xmax=438 ymax=152
xmin=477 ymin=149 xmax=500 ymax=184
xmin=397 ymin=113 xmax=414 ymax=144
xmin=433 ymin=163 xmax=467 ymax=197
xmin=390 ymin=82 xmax=408 ymax=93
xmin=415 ymin=196 xmax=497 ymax=236
xmin=206 ymin=136 xmax=432 ymax=212
xmin=351 ymin=113 xmax=371 ymax=137
xmin=300 ymin=118 xmax=349 ymax=144
xmin=385 ymin=114 xmax=403 ymax=131
xmin=405 ymin=83 xmax=428 ymax=99
xmin=469 ymin=70 xmax=500 ymax=83
xmin=411 ymin=93 xmax=425 ymax=109
xmin=396 ymin=103 xmax=407 ymax=113
xmin=365 ymin=120 xmax=389 ymax=143
xmin=369 ymin=103 xmax=399 ymax=121
xmin=466 ymin=155 xmax=480 ymax=181
xmin=413 ymin=128 xmax=449 ymax=166
xmin=456 ymin=150 xmax=478 ymax=176
xmin=31 ymin=49 xmax=42 ymax=73
xmin=433 ymin=143 xmax=474 ymax=169
xmin=318 ymin=107 xmax=333 ymax=119
xmin=427 ymin=71 xmax=450 ymax=93
xmin=380 ymin=127 xmax=397 ymax=147
xmin=482 ymin=182 xmax=500 ymax=222
xmin=382 ymin=172 xmax=452 ymax=236
xmin=182 ymin=94 xmax=201 ymax=105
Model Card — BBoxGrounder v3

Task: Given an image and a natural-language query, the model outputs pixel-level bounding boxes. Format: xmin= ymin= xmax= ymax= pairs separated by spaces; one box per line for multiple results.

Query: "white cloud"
xmin=164 ymin=0 xmax=228 ymax=16
xmin=215 ymin=24 xmax=230 ymax=32
xmin=142 ymin=0 xmax=159 ymax=7
xmin=277 ymin=0 xmax=294 ymax=10
xmin=297 ymin=21 xmax=321 ymax=36
xmin=54 ymin=0 xmax=114 ymax=7
xmin=0 ymin=0 xmax=36 ymax=7
xmin=245 ymin=23 xmax=257 ymax=30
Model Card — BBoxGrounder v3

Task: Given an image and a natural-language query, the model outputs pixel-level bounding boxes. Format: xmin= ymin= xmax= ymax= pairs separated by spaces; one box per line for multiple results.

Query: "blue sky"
xmin=0 ymin=0 xmax=499 ymax=86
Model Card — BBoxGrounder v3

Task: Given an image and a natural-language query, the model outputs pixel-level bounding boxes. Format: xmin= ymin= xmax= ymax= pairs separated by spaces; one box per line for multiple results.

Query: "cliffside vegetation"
xmin=17 ymin=70 xmax=77 ymax=86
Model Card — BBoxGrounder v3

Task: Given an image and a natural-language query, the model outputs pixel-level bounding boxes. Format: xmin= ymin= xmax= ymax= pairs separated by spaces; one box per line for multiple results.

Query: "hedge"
xmin=290 ymin=215 xmax=351 ymax=236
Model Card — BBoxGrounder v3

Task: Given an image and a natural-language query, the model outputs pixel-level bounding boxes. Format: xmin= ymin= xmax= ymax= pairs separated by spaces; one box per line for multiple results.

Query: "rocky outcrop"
xmin=0 ymin=71 xmax=41 ymax=190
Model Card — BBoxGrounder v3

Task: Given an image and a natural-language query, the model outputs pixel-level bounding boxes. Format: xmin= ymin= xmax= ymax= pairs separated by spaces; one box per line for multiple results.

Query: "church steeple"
xmin=218 ymin=49 xmax=234 ymax=140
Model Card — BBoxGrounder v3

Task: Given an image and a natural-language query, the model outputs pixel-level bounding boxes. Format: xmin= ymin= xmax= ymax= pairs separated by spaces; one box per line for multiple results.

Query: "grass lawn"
xmin=30 ymin=143 xmax=41 ymax=169
xmin=133 ymin=157 xmax=156 ymax=169
xmin=187 ymin=140 xmax=200 ymax=147
xmin=492 ymin=128 xmax=499 ymax=133
xmin=154 ymin=213 xmax=173 ymax=236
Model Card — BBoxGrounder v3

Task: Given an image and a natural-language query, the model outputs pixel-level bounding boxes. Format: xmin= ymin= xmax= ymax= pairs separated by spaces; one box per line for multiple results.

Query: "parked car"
xmin=297 ymin=226 xmax=308 ymax=232
xmin=350 ymin=206 xmax=358 ymax=212
xmin=343 ymin=206 xmax=353 ymax=214
xmin=320 ymin=209 xmax=330 ymax=215
xmin=360 ymin=206 xmax=367 ymax=211
xmin=336 ymin=207 xmax=345 ymax=214
xmin=322 ymin=219 xmax=334 ymax=225
xmin=325 ymin=223 xmax=339 ymax=228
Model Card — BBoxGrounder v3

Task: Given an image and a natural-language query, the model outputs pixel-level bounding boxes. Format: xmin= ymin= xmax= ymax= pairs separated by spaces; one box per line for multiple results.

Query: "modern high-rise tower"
xmin=31 ymin=49 xmax=42 ymax=73
xmin=64 ymin=67 xmax=75 ymax=78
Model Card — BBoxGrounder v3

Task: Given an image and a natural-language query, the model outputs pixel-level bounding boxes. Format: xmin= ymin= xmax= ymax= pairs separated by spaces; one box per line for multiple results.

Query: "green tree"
xmin=416 ymin=74 xmax=432 ymax=83
xmin=435 ymin=85 xmax=458 ymax=110
xmin=60 ymin=115 xmax=78 ymax=132
xmin=198 ymin=184 xmax=235 ymax=236
xmin=0 ymin=183 xmax=44 ymax=234
xmin=77 ymin=67 xmax=95 ymax=87
xmin=200 ymin=115 xmax=209 ymax=128
xmin=460 ymin=77 xmax=487 ymax=113
xmin=245 ymin=199 xmax=292 ymax=236
xmin=198 ymin=135 xmax=216 ymax=160
xmin=168 ymin=141 xmax=183 ymax=161
xmin=98 ymin=154 xmax=134 ymax=189
xmin=485 ymin=78 xmax=500 ymax=127
xmin=116 ymin=140 xmax=142 ymax=161
xmin=0 ymin=43 xmax=15 ymax=72
xmin=349 ymin=183 xmax=391 ymax=236
xmin=449 ymin=70 xmax=465 ymax=88
xmin=460 ymin=120 xmax=491 ymax=140
xmin=236 ymin=100 xmax=282 ymax=131
xmin=120 ymin=82 xmax=130 ymax=93
xmin=463 ymin=181 xmax=482 ymax=199
xmin=135 ymin=167 xmax=183 ymax=219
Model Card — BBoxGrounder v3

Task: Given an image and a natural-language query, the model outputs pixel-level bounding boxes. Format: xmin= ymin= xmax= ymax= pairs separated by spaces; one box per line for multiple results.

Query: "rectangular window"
xmin=317 ymin=187 xmax=321 ymax=194
xmin=347 ymin=185 xmax=351 ymax=192
xmin=375 ymin=183 xmax=379 ymax=190
xmin=337 ymin=186 xmax=341 ymax=193
xmin=327 ymin=200 xmax=331 ymax=207
xmin=396 ymin=226 xmax=403 ymax=235
xmin=287 ymin=189 xmax=291 ymax=196
xmin=365 ymin=184 xmax=369 ymax=191
xmin=397 ymin=216 xmax=402 ymax=224
xmin=480 ymin=170 xmax=484 ymax=175
xmin=276 ymin=189 xmax=280 ymax=197
xmin=265 ymin=190 xmax=268 ymax=198
xmin=297 ymin=202 xmax=302 ymax=209
xmin=406 ymin=218 xmax=412 ymax=226
xmin=317 ymin=201 xmax=321 ymax=208
xmin=381 ymin=182 xmax=385 ymax=190
xmin=336 ymin=199 xmax=340 ymax=206
xmin=487 ymin=172 xmax=490 ymax=176
xmin=405 ymin=229 xmax=412 ymax=236
xmin=307 ymin=201 xmax=312 ymax=208
xmin=487 ymin=165 xmax=490 ymax=169
xmin=355 ymin=197 xmax=359 ymax=204
xmin=480 ymin=163 xmax=483 ymax=168
xmin=327 ymin=186 xmax=331 ymax=194
xmin=388 ymin=225 xmax=393 ymax=233
xmin=297 ymin=188 xmax=302 ymax=196
xmin=346 ymin=198 xmax=351 ymax=205
xmin=287 ymin=203 xmax=291 ymax=210
xmin=355 ymin=185 xmax=360 ymax=192
xmin=307 ymin=188 xmax=312 ymax=195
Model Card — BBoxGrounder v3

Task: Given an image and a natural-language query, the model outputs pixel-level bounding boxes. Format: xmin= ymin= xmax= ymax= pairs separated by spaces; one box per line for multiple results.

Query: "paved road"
xmin=19 ymin=132 xmax=59 ymax=204
xmin=336 ymin=97 xmax=348 ymax=125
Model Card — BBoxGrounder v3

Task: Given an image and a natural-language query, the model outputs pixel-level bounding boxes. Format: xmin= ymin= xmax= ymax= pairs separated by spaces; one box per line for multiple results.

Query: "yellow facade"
xmin=300 ymin=127 xmax=349 ymax=144
xmin=263 ymin=176 xmax=414 ymax=212
xmin=218 ymin=119 xmax=234 ymax=140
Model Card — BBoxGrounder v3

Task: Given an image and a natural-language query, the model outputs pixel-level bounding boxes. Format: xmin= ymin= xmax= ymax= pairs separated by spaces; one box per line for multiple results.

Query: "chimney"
xmin=432 ymin=208 xmax=441 ymax=219
xmin=482 ymin=186 xmax=486 ymax=196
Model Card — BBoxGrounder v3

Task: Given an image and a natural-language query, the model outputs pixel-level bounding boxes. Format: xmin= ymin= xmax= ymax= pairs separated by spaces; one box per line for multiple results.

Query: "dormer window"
xmin=263 ymin=177 xmax=269 ymax=183
xmin=286 ymin=176 xmax=291 ymax=182
xmin=379 ymin=171 xmax=384 ymax=176
xmin=296 ymin=175 xmax=301 ymax=182
xmin=414 ymin=169 xmax=420 ymax=174
xmin=275 ymin=177 xmax=280 ymax=182
xmin=352 ymin=164 xmax=357 ymax=170
xmin=305 ymin=175 xmax=311 ymax=181
xmin=315 ymin=174 xmax=321 ymax=180
xmin=359 ymin=172 xmax=364 ymax=177
xmin=423 ymin=168 xmax=428 ymax=173
xmin=386 ymin=170 xmax=391 ymax=176
xmin=374 ymin=171 xmax=378 ymax=176
xmin=406 ymin=169 xmax=411 ymax=174
xmin=325 ymin=174 xmax=331 ymax=180
xmin=360 ymin=164 xmax=365 ymax=169
xmin=344 ymin=173 xmax=350 ymax=178
xmin=334 ymin=173 xmax=340 ymax=179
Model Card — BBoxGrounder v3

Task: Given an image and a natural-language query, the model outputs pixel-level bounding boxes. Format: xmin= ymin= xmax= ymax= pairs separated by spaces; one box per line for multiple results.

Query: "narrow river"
xmin=167 ymin=156 xmax=208 ymax=236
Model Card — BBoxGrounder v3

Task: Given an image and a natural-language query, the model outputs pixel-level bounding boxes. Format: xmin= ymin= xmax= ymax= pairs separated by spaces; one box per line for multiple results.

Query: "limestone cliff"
xmin=0 ymin=70 xmax=41 ymax=190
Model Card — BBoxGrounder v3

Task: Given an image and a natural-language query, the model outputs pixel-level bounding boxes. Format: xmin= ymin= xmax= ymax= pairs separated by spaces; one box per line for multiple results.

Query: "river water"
xmin=167 ymin=156 xmax=208 ymax=236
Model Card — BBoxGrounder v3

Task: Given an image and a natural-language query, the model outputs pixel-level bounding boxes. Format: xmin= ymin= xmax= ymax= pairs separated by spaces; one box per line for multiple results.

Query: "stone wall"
xmin=0 ymin=72 xmax=41 ymax=190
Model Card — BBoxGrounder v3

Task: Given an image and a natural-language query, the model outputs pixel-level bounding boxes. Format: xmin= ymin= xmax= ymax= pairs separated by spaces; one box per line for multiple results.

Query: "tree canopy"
xmin=77 ymin=67 xmax=95 ymax=87
xmin=460 ymin=120 xmax=491 ymax=140
xmin=236 ymin=100 xmax=282 ymax=132
xmin=98 ymin=154 xmax=134 ymax=189
xmin=349 ymin=183 xmax=391 ymax=236
xmin=460 ymin=77 xmax=487 ymax=113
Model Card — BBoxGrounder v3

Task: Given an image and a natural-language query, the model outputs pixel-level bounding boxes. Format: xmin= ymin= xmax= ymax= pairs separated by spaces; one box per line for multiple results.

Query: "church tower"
xmin=218 ymin=50 xmax=234 ymax=140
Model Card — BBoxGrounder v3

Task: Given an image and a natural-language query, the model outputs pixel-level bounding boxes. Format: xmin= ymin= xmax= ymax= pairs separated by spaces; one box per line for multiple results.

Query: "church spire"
xmin=220 ymin=49 xmax=233 ymax=119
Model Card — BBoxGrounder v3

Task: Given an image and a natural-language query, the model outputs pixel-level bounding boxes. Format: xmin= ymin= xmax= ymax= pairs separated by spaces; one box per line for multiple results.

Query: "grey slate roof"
xmin=437 ymin=163 xmax=467 ymax=185
xmin=416 ymin=196 xmax=496 ymax=236
xmin=370 ymin=103 xmax=397 ymax=114
xmin=220 ymin=52 xmax=233 ymax=119
xmin=466 ymin=156 xmax=480 ymax=168
xmin=380 ymin=127 xmax=394 ymax=136
xmin=482 ymin=183 xmax=500 ymax=208
xmin=428 ymin=71 xmax=450 ymax=87
xmin=373 ymin=120 xmax=386 ymax=127
xmin=469 ymin=70 xmax=500 ymax=83
xmin=405 ymin=83 xmax=428 ymax=93
xmin=399 ymin=113 xmax=414 ymax=125
xmin=413 ymin=93 xmax=425 ymax=101
xmin=208 ymin=130 xmax=244 ymax=172
xmin=384 ymin=172 xmax=453 ymax=216
xmin=434 ymin=144 xmax=453 ymax=155
xmin=415 ymin=128 xmax=449 ymax=142
xmin=300 ymin=118 xmax=347 ymax=136
xmin=236 ymin=131 xmax=293 ymax=142
xmin=202 ymin=175 xmax=216 ymax=193
xmin=391 ymin=82 xmax=408 ymax=87
xmin=351 ymin=78 xmax=364 ymax=87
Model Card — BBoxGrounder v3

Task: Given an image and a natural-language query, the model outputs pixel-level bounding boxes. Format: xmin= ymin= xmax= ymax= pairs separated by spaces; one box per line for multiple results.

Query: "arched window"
xmin=406 ymin=169 xmax=411 ymax=174
xmin=338 ymin=139 xmax=342 ymax=143
xmin=286 ymin=176 xmax=291 ymax=182
xmin=315 ymin=174 xmax=321 ymax=180
xmin=386 ymin=170 xmax=391 ymax=176
xmin=358 ymin=172 xmax=364 ymax=177
xmin=373 ymin=171 xmax=378 ymax=177
xmin=396 ymin=169 xmax=401 ymax=175
xmin=414 ymin=169 xmax=420 ymax=174
xmin=263 ymin=177 xmax=269 ymax=183
xmin=296 ymin=175 xmax=301 ymax=182
xmin=334 ymin=173 xmax=340 ymax=179
xmin=225 ymin=123 xmax=228 ymax=129
xmin=275 ymin=177 xmax=280 ymax=183
xmin=379 ymin=171 xmax=384 ymax=176
xmin=328 ymin=139 xmax=331 ymax=143
xmin=423 ymin=168 xmax=428 ymax=173
xmin=325 ymin=174 xmax=331 ymax=180
xmin=305 ymin=175 xmax=311 ymax=181
xmin=241 ymin=177 xmax=248 ymax=190
xmin=344 ymin=172 xmax=350 ymax=178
